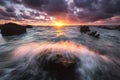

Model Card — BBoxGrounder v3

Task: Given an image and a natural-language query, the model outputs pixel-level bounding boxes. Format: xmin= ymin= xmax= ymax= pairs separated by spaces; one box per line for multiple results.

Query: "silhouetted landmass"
xmin=97 ymin=26 xmax=120 ymax=31
xmin=26 ymin=25 xmax=33 ymax=28
xmin=0 ymin=23 xmax=33 ymax=36
xmin=0 ymin=25 xmax=2 ymax=29
xmin=0 ymin=23 xmax=27 ymax=36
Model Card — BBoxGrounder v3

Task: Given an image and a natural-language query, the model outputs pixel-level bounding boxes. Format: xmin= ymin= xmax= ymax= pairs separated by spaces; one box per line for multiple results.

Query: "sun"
xmin=55 ymin=22 xmax=63 ymax=26
xmin=53 ymin=21 xmax=64 ymax=28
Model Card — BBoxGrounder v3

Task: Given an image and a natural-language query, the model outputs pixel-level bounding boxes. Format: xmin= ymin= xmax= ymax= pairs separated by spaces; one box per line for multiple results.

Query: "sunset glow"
xmin=0 ymin=0 xmax=120 ymax=80
xmin=0 ymin=0 xmax=120 ymax=25
xmin=53 ymin=21 xmax=64 ymax=28
xmin=54 ymin=22 xmax=64 ymax=27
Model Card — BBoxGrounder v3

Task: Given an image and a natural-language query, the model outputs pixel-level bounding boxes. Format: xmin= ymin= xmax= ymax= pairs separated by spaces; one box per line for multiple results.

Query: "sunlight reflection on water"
xmin=0 ymin=26 xmax=120 ymax=80
xmin=55 ymin=29 xmax=65 ymax=37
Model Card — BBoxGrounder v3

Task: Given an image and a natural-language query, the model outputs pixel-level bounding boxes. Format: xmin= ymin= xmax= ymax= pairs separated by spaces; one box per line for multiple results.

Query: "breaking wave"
xmin=0 ymin=41 xmax=120 ymax=80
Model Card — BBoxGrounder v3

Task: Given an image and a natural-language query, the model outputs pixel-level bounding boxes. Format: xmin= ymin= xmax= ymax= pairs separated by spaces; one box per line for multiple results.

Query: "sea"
xmin=0 ymin=26 xmax=120 ymax=80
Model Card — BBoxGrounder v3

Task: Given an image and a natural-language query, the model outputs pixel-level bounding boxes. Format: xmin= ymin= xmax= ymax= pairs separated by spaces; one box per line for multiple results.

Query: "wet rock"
xmin=95 ymin=34 xmax=100 ymax=38
xmin=88 ymin=31 xmax=97 ymax=36
xmin=35 ymin=53 xmax=79 ymax=80
xmin=80 ymin=26 xmax=90 ymax=33
xmin=88 ymin=31 xmax=100 ymax=38
xmin=1 ymin=23 xmax=26 ymax=36
xmin=47 ymin=54 xmax=79 ymax=80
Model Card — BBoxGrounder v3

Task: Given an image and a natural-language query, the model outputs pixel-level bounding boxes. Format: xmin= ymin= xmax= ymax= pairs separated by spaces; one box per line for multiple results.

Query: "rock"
xmin=88 ymin=31 xmax=97 ymax=36
xmin=37 ymin=53 xmax=79 ymax=80
xmin=95 ymin=34 xmax=100 ymax=38
xmin=0 ymin=25 xmax=2 ymax=29
xmin=97 ymin=25 xmax=120 ymax=31
xmin=48 ymin=54 xmax=78 ymax=80
xmin=1 ymin=23 xmax=26 ymax=36
xmin=88 ymin=31 xmax=100 ymax=38
xmin=80 ymin=26 xmax=90 ymax=33
xmin=115 ymin=26 xmax=120 ymax=31
xmin=98 ymin=26 xmax=118 ymax=30
xmin=25 ymin=25 xmax=32 ymax=28
xmin=102 ymin=26 xmax=116 ymax=30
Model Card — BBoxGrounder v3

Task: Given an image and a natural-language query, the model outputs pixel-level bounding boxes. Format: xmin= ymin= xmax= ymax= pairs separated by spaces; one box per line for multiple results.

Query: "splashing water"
xmin=0 ymin=41 xmax=120 ymax=80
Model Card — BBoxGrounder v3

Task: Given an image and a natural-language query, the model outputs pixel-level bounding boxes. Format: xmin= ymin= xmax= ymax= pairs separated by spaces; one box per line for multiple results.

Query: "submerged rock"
xmin=80 ymin=26 xmax=90 ymax=33
xmin=1 ymin=23 xmax=26 ymax=36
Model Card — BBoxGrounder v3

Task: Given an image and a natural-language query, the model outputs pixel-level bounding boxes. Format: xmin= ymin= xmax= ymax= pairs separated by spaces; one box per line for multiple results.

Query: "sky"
xmin=0 ymin=0 xmax=120 ymax=25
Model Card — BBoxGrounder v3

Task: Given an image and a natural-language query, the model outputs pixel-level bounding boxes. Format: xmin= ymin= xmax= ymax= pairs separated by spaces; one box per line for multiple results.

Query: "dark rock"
xmin=0 ymin=25 xmax=2 ymax=29
xmin=97 ymin=25 xmax=120 ymax=31
xmin=25 ymin=25 xmax=32 ymax=28
xmin=115 ymin=26 xmax=120 ymax=31
xmin=1 ymin=23 xmax=26 ymax=36
xmin=47 ymin=54 xmax=78 ymax=80
xmin=102 ymin=26 xmax=116 ymax=30
xmin=97 ymin=26 xmax=120 ymax=31
xmin=88 ymin=31 xmax=100 ymax=38
xmin=80 ymin=26 xmax=90 ymax=33
xmin=95 ymin=34 xmax=100 ymax=38
xmin=88 ymin=31 xmax=97 ymax=36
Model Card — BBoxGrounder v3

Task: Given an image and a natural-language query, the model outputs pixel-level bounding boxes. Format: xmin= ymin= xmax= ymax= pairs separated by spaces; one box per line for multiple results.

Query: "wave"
xmin=0 ymin=41 xmax=120 ymax=80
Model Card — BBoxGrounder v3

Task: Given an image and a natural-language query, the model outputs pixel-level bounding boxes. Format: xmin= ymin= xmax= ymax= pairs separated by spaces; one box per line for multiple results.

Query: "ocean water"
xmin=0 ymin=26 xmax=120 ymax=80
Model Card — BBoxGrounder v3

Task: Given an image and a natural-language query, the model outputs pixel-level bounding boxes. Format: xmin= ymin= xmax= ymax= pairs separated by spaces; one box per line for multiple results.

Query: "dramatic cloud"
xmin=74 ymin=0 xmax=120 ymax=22
xmin=22 ymin=0 xmax=68 ymax=15
xmin=0 ymin=8 xmax=17 ymax=20
xmin=6 ymin=6 xmax=15 ymax=12
xmin=29 ymin=11 xmax=40 ymax=16
xmin=94 ymin=16 xmax=120 ymax=24
xmin=0 ymin=0 xmax=6 ymax=6
xmin=0 ymin=0 xmax=120 ymax=24
xmin=10 ymin=0 xmax=22 ymax=4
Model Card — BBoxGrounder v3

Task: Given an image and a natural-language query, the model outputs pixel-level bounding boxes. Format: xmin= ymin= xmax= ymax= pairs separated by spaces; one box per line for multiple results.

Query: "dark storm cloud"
xmin=76 ymin=9 xmax=112 ymax=22
xmin=19 ymin=10 xmax=47 ymax=21
xmin=74 ymin=0 xmax=97 ymax=8
xmin=20 ymin=14 xmax=31 ymax=19
xmin=22 ymin=0 xmax=68 ymax=15
xmin=19 ymin=9 xmax=25 ymax=13
xmin=29 ymin=11 xmax=40 ymax=16
xmin=99 ymin=16 xmax=120 ymax=24
xmin=0 ymin=8 xmax=17 ymax=19
xmin=74 ymin=0 xmax=120 ymax=22
xmin=0 ymin=0 xmax=120 ymax=23
xmin=6 ymin=6 xmax=15 ymax=12
xmin=10 ymin=0 xmax=22 ymax=4
xmin=18 ymin=10 xmax=32 ymax=19
xmin=0 ymin=0 xmax=6 ymax=6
